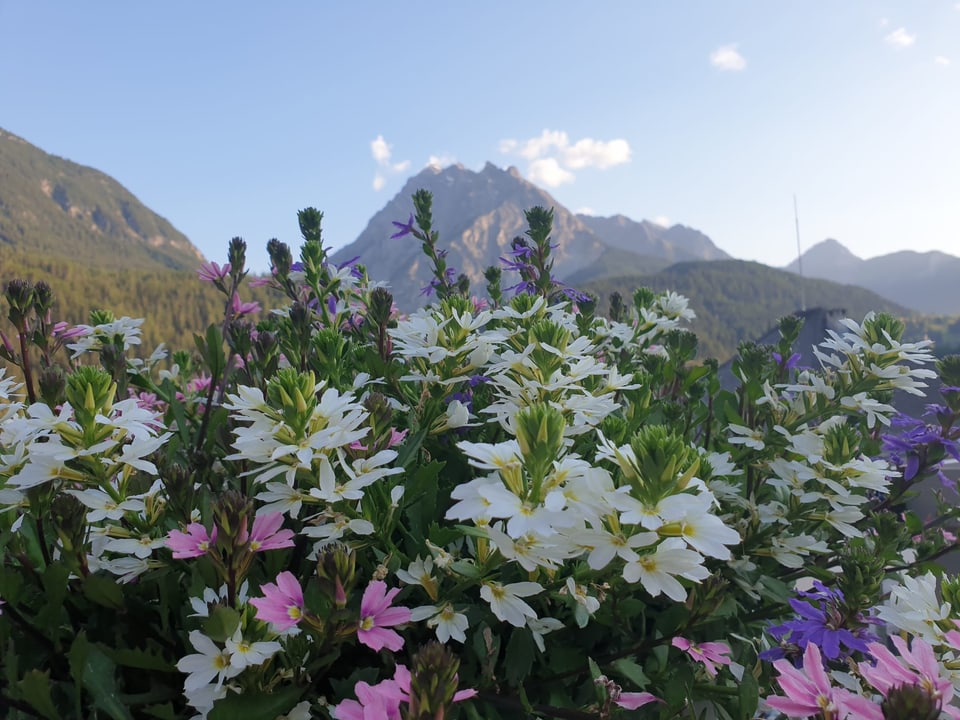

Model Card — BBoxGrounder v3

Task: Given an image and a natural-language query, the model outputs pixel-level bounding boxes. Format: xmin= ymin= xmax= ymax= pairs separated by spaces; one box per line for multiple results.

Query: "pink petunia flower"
xmin=331 ymin=663 xmax=475 ymax=720
xmin=249 ymin=571 xmax=305 ymax=631
xmin=357 ymin=581 xmax=411 ymax=652
xmin=241 ymin=513 xmax=295 ymax=553
xmin=672 ymin=636 xmax=733 ymax=677
xmin=167 ymin=523 xmax=217 ymax=559
xmin=765 ymin=643 xmax=882 ymax=719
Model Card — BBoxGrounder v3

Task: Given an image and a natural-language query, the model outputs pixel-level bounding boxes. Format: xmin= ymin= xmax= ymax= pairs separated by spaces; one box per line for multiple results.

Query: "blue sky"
xmin=2 ymin=2 xmax=958 ymax=273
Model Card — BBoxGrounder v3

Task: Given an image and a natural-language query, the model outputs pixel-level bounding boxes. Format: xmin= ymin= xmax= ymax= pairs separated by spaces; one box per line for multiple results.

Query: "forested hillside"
xmin=583 ymin=260 xmax=914 ymax=362
xmin=0 ymin=246 xmax=278 ymax=354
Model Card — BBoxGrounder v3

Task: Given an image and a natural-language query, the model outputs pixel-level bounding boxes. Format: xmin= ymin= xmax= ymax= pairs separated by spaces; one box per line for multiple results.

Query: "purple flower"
xmin=772 ymin=351 xmax=802 ymax=370
xmin=390 ymin=214 xmax=415 ymax=240
xmin=761 ymin=581 xmax=878 ymax=662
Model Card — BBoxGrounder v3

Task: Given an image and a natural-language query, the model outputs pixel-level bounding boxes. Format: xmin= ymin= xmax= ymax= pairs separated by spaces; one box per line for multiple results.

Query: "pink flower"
xmin=230 ymin=292 xmax=260 ymax=317
xmin=52 ymin=321 xmax=87 ymax=340
xmin=860 ymin=636 xmax=956 ymax=711
xmin=615 ymin=692 xmax=661 ymax=710
xmin=387 ymin=428 xmax=408 ymax=447
xmin=167 ymin=523 xmax=217 ymax=559
xmin=766 ymin=643 xmax=881 ymax=719
xmin=672 ymin=636 xmax=733 ymax=677
xmin=197 ymin=261 xmax=231 ymax=283
xmin=242 ymin=513 xmax=295 ymax=553
xmin=357 ymin=581 xmax=411 ymax=652
xmin=331 ymin=677 xmax=406 ymax=720
xmin=249 ymin=572 xmax=304 ymax=631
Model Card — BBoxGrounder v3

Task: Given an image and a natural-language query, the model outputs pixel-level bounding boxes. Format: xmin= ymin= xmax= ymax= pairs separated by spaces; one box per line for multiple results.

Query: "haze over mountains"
xmin=785 ymin=238 xmax=960 ymax=315
xmin=1 ymin=127 xmax=957 ymax=359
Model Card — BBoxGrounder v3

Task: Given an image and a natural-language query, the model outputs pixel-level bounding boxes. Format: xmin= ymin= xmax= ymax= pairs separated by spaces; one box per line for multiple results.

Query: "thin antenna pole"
xmin=794 ymin=194 xmax=806 ymax=312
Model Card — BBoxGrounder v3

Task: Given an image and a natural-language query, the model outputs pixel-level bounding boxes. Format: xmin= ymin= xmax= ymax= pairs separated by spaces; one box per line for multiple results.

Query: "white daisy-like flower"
xmin=480 ymin=581 xmax=543 ymax=627
xmin=177 ymin=630 xmax=242 ymax=691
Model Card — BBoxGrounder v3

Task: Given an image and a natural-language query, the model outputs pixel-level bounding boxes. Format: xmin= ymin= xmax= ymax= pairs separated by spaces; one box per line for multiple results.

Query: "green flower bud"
xmin=862 ymin=312 xmax=905 ymax=349
xmin=65 ymin=366 xmax=116 ymax=432
xmin=267 ymin=369 xmax=318 ymax=437
xmin=881 ymin=683 xmax=941 ymax=720
xmin=227 ymin=237 xmax=247 ymax=276
xmin=298 ymin=208 xmax=324 ymax=245
xmin=514 ymin=403 xmax=566 ymax=499
xmin=367 ymin=287 xmax=395 ymax=327
xmin=5 ymin=279 xmax=34 ymax=328
xmin=51 ymin=492 xmax=87 ymax=554
xmin=822 ymin=423 xmax=861 ymax=466
xmin=38 ymin=365 xmax=66 ymax=408
xmin=404 ymin=642 xmax=463 ymax=720
xmin=608 ymin=291 xmax=626 ymax=323
xmin=315 ymin=543 xmax=356 ymax=609
xmin=267 ymin=238 xmax=293 ymax=279
xmin=212 ymin=490 xmax=253 ymax=547
xmin=628 ymin=425 xmax=700 ymax=501
xmin=32 ymin=281 xmax=55 ymax=318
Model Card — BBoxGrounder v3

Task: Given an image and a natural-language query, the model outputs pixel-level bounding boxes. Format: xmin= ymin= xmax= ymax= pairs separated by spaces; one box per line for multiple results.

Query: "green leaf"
xmin=204 ymin=606 xmax=241 ymax=643
xmin=18 ymin=670 xmax=59 ymax=720
xmin=68 ymin=631 xmax=91 ymax=718
xmin=82 ymin=644 xmax=134 ymax=720
xmin=738 ymin=671 xmax=759 ymax=720
xmin=207 ymin=686 xmax=303 ymax=720
xmin=610 ymin=658 xmax=649 ymax=689
xmin=503 ymin=628 xmax=536 ymax=686
xmin=107 ymin=647 xmax=176 ymax=673
xmin=83 ymin=573 xmax=125 ymax=609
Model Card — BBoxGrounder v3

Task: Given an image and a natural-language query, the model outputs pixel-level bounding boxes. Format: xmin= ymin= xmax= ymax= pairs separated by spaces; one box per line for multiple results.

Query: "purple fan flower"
xmin=760 ymin=581 xmax=879 ymax=663
xmin=390 ymin=214 xmax=415 ymax=240
xmin=772 ymin=351 xmax=802 ymax=370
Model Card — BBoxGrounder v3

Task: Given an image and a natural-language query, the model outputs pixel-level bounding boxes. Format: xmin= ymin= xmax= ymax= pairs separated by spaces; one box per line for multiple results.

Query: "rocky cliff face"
xmin=331 ymin=163 xmax=606 ymax=309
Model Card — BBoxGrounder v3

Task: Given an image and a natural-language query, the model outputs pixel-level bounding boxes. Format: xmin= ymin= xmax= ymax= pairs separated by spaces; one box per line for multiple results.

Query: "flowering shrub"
xmin=2 ymin=196 xmax=960 ymax=719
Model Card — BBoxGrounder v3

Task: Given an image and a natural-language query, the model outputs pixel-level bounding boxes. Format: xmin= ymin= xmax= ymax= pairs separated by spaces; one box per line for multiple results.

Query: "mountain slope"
xmin=576 ymin=214 xmax=730 ymax=263
xmin=332 ymin=163 xmax=608 ymax=309
xmin=583 ymin=260 xmax=912 ymax=362
xmin=785 ymin=238 xmax=960 ymax=315
xmin=0 ymin=127 xmax=203 ymax=270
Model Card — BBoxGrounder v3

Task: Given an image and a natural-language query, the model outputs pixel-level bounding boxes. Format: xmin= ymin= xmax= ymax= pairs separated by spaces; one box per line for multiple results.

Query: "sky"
xmin=2 ymin=2 xmax=958 ymax=274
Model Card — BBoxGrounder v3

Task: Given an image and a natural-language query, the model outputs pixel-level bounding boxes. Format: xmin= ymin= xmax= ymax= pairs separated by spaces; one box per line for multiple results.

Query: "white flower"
xmin=224 ymin=627 xmax=282 ymax=670
xmin=769 ymin=534 xmax=829 ymax=569
xmin=565 ymin=577 xmax=601 ymax=617
xmin=622 ymin=538 xmax=709 ymax=602
xmin=526 ymin=616 xmax=564 ymax=652
xmin=840 ymin=392 xmax=895 ymax=429
xmin=480 ymin=581 xmax=543 ymax=627
xmin=876 ymin=573 xmax=952 ymax=644
xmin=177 ymin=631 xmax=241 ymax=692
xmin=727 ymin=424 xmax=765 ymax=451
xmin=67 ymin=488 xmax=144 ymax=522
xmin=410 ymin=603 xmax=469 ymax=643
xmin=102 ymin=534 xmax=166 ymax=559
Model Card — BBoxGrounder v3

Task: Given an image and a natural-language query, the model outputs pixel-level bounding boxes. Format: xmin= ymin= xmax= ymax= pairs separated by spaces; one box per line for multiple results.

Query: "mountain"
xmin=331 ymin=163 xmax=729 ymax=310
xmin=583 ymin=260 xmax=913 ymax=362
xmin=785 ymin=238 xmax=960 ymax=315
xmin=576 ymin=214 xmax=731 ymax=263
xmin=0 ymin=127 xmax=203 ymax=270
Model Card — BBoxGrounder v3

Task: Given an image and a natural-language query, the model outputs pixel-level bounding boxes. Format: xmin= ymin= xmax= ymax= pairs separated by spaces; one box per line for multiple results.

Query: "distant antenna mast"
xmin=794 ymin=194 xmax=806 ymax=312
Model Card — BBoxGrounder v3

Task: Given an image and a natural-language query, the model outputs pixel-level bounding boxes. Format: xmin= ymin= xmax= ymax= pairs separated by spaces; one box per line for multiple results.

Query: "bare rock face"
xmin=332 ymin=163 xmax=726 ymax=311
xmin=331 ymin=163 xmax=604 ymax=309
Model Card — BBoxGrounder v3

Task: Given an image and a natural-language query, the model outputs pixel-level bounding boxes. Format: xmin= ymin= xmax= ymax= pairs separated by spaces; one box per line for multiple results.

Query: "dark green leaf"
xmin=610 ymin=658 xmax=649 ymax=689
xmin=208 ymin=686 xmax=303 ymax=720
xmin=18 ymin=670 xmax=59 ymax=719
xmin=204 ymin=605 xmax=241 ymax=643
xmin=83 ymin=573 xmax=125 ymax=609
xmin=82 ymin=643 xmax=134 ymax=720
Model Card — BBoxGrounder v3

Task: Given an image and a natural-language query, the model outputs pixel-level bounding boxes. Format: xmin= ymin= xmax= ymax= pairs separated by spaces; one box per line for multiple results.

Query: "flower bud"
xmin=212 ymin=490 xmax=253 ymax=547
xmin=405 ymin=642 xmax=462 ymax=720
xmin=51 ymin=492 xmax=88 ymax=554
xmin=227 ymin=237 xmax=247 ymax=277
xmin=65 ymin=366 xmax=116 ymax=432
xmin=628 ymin=425 xmax=700 ymax=501
xmin=267 ymin=238 xmax=293 ymax=279
xmin=514 ymin=403 xmax=565 ymax=498
xmin=267 ymin=369 xmax=318 ymax=436
xmin=5 ymin=279 xmax=34 ymax=328
xmin=38 ymin=365 xmax=66 ymax=408
xmin=315 ymin=543 xmax=356 ymax=609
xmin=881 ymin=682 xmax=941 ymax=720
xmin=298 ymin=207 xmax=324 ymax=245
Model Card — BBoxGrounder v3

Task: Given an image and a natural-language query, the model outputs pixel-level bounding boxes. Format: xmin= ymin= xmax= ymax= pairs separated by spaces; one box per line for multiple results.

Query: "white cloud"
xmin=885 ymin=27 xmax=916 ymax=48
xmin=498 ymin=129 xmax=631 ymax=187
xmin=426 ymin=153 xmax=456 ymax=168
xmin=936 ymin=55 xmax=951 ymax=66
xmin=527 ymin=157 xmax=575 ymax=188
xmin=653 ymin=215 xmax=671 ymax=227
xmin=576 ymin=207 xmax=596 ymax=216
xmin=369 ymin=134 xmax=410 ymax=191
xmin=709 ymin=44 xmax=746 ymax=71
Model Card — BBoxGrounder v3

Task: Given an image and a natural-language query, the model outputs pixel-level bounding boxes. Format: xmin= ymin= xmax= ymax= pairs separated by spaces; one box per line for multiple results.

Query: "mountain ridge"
xmin=0 ymin=127 xmax=203 ymax=271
